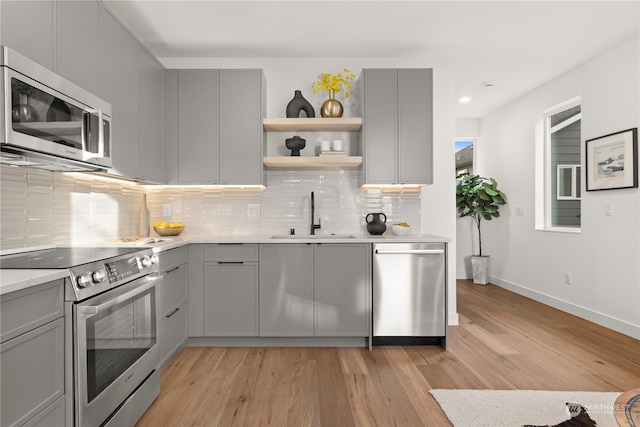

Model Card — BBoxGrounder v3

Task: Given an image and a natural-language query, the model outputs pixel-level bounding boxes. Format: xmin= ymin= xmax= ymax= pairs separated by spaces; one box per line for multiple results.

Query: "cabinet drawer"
xmin=158 ymin=302 xmax=187 ymax=367
xmin=23 ymin=395 xmax=65 ymax=427
xmin=204 ymin=244 xmax=258 ymax=262
xmin=1 ymin=318 xmax=65 ymax=427
xmin=158 ymin=264 xmax=188 ymax=316
xmin=158 ymin=246 xmax=187 ymax=271
xmin=1 ymin=280 xmax=64 ymax=343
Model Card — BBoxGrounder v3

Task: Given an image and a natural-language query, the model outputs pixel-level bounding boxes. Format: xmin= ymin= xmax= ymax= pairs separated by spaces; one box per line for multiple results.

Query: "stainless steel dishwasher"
xmin=372 ymin=242 xmax=447 ymax=348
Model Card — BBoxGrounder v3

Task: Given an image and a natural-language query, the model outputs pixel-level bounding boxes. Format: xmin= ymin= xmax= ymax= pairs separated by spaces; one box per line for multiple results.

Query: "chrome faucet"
xmin=310 ymin=191 xmax=321 ymax=235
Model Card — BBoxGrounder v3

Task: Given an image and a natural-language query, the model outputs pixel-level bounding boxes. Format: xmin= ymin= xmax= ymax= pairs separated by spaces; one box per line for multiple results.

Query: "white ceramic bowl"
xmin=391 ymin=224 xmax=411 ymax=236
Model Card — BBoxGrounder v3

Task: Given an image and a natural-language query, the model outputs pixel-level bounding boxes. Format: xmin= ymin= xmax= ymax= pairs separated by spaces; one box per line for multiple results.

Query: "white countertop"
xmin=1 ymin=233 xmax=448 ymax=296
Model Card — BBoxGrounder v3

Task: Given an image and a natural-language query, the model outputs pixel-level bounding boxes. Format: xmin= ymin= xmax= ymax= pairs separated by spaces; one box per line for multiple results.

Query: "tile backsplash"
xmin=0 ymin=165 xmax=421 ymax=250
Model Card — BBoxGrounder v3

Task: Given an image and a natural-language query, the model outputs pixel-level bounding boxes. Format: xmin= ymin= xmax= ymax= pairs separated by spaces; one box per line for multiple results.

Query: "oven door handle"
xmin=77 ymin=275 xmax=161 ymax=317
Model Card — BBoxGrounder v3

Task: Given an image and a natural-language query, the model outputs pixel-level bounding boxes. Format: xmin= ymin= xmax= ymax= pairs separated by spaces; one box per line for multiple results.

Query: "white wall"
xmin=162 ymin=56 xmax=459 ymax=324
xmin=464 ymin=35 xmax=639 ymax=338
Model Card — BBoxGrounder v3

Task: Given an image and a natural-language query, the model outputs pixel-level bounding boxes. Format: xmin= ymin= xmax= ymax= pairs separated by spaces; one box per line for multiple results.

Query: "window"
xmin=539 ymin=99 xmax=582 ymax=230
xmin=557 ymin=165 xmax=581 ymax=200
xmin=455 ymin=139 xmax=474 ymax=176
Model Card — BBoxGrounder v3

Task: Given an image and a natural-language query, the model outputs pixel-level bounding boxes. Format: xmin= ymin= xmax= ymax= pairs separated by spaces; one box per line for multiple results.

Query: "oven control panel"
xmin=105 ymin=257 xmax=141 ymax=283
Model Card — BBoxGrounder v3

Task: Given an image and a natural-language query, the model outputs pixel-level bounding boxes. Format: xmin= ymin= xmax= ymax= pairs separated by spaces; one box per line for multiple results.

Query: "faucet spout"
xmin=310 ymin=191 xmax=321 ymax=235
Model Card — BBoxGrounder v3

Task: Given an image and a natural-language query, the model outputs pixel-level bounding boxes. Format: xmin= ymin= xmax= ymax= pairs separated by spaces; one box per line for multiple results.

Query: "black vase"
xmin=286 ymin=90 xmax=315 ymax=118
xmin=366 ymin=212 xmax=387 ymax=235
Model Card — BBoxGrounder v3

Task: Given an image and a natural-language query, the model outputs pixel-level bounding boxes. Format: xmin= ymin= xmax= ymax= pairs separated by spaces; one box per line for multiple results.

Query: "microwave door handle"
xmin=85 ymin=108 xmax=104 ymax=156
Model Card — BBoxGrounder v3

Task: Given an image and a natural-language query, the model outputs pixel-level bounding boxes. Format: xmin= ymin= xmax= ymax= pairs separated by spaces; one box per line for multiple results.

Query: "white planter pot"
xmin=470 ymin=255 xmax=490 ymax=285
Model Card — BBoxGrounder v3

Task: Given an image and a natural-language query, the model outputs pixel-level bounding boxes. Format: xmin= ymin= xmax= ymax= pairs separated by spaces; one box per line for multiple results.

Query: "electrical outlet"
xmin=163 ymin=204 xmax=172 ymax=217
xmin=564 ymin=272 xmax=572 ymax=285
xmin=247 ymin=204 xmax=261 ymax=217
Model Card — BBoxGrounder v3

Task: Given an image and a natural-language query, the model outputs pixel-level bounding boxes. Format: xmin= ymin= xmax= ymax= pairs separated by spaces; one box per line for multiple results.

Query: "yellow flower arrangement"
xmin=311 ymin=68 xmax=356 ymax=98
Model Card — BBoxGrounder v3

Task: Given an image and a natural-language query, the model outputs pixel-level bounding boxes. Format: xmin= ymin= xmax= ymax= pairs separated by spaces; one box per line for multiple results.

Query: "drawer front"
xmin=0 ymin=280 xmax=64 ymax=343
xmin=1 ymin=318 xmax=65 ymax=427
xmin=158 ymin=246 xmax=187 ymax=271
xmin=204 ymin=244 xmax=258 ymax=262
xmin=158 ymin=302 xmax=187 ymax=367
xmin=158 ymin=264 xmax=188 ymax=316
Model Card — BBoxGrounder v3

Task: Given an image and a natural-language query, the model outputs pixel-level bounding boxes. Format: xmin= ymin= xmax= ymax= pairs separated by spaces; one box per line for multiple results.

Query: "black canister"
xmin=366 ymin=213 xmax=387 ymax=235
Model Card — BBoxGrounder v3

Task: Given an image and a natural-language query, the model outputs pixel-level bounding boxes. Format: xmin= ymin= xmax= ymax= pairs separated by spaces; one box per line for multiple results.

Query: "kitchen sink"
xmin=271 ymin=234 xmax=356 ymax=239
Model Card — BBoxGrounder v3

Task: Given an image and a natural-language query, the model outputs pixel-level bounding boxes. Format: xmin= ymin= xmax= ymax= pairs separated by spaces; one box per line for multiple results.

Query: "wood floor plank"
xmin=137 ymin=280 xmax=640 ymax=426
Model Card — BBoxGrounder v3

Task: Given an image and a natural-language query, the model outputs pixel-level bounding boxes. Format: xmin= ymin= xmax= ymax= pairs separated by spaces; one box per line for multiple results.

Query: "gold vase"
xmin=320 ymin=89 xmax=343 ymax=118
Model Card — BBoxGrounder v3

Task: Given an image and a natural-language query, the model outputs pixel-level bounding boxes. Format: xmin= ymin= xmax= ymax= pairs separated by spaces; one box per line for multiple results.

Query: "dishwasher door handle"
xmin=375 ymin=249 xmax=444 ymax=255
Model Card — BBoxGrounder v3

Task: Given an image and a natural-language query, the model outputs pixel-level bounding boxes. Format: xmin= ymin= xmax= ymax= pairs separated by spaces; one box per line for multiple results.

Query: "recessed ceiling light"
xmin=459 ymin=96 xmax=471 ymax=103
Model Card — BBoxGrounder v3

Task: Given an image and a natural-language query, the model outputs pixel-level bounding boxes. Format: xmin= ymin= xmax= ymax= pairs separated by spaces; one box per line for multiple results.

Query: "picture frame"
xmin=585 ymin=127 xmax=638 ymax=191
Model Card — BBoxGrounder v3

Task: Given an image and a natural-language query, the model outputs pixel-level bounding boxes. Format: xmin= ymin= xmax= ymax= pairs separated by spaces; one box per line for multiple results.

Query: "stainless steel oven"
xmin=0 ymin=247 xmax=161 ymax=426
xmin=74 ymin=273 xmax=160 ymax=427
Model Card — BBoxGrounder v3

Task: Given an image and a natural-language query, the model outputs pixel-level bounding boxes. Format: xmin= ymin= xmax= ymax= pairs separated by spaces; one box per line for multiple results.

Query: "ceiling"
xmin=104 ymin=0 xmax=639 ymax=118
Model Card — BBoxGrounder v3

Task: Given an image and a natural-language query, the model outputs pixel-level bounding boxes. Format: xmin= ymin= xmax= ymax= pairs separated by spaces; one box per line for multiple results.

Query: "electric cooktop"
xmin=0 ymin=247 xmax=144 ymax=269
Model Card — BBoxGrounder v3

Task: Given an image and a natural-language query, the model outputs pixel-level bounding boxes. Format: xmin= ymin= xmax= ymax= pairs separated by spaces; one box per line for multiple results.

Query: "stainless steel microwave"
xmin=0 ymin=46 xmax=111 ymax=171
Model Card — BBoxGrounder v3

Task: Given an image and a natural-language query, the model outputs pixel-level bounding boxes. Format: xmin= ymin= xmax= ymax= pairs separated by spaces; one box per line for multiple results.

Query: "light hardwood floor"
xmin=136 ymin=279 xmax=640 ymax=426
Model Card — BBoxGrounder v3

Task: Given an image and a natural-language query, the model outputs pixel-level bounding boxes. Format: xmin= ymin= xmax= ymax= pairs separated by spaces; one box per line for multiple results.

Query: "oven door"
xmin=74 ymin=274 xmax=160 ymax=427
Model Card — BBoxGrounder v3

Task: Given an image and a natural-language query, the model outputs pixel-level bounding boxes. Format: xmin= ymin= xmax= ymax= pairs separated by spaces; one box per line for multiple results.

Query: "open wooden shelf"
xmin=263 ymin=118 xmax=362 ymax=132
xmin=263 ymin=156 xmax=362 ymax=168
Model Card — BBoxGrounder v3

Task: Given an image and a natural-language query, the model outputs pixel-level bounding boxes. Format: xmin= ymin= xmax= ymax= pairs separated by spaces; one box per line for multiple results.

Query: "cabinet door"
xmin=259 ymin=244 xmax=314 ymax=336
xmin=1 ymin=318 xmax=64 ymax=427
xmin=57 ymin=0 xmax=100 ymax=95
xmin=178 ymin=70 xmax=220 ymax=184
xmin=219 ymin=70 xmax=263 ymax=184
xmin=137 ymin=45 xmax=165 ymax=183
xmin=0 ymin=0 xmax=54 ymax=70
xmin=398 ymin=69 xmax=433 ymax=184
xmin=204 ymin=263 xmax=258 ymax=336
xmin=363 ymin=69 xmax=398 ymax=184
xmin=315 ymin=244 xmax=370 ymax=336
xmin=101 ymin=8 xmax=139 ymax=178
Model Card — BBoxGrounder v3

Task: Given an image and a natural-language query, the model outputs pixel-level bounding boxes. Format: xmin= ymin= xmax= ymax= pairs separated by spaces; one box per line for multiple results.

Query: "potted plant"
xmin=456 ymin=173 xmax=507 ymax=284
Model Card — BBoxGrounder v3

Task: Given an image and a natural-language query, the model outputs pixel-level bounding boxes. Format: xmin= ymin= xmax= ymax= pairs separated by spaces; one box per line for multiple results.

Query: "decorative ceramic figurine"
xmin=285 ymin=135 xmax=306 ymax=156
xmin=366 ymin=212 xmax=387 ymax=235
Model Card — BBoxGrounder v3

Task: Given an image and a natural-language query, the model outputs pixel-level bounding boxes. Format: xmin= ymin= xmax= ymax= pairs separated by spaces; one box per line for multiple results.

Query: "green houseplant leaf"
xmin=456 ymin=173 xmax=507 ymax=256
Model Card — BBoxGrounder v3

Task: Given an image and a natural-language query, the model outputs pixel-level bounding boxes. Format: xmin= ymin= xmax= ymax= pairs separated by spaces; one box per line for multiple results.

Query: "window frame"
xmin=556 ymin=164 xmax=581 ymax=200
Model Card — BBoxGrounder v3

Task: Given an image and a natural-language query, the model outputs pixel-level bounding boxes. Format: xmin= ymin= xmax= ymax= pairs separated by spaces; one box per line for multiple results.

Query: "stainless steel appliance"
xmin=0 ymin=247 xmax=161 ymax=426
xmin=372 ymin=242 xmax=447 ymax=347
xmin=1 ymin=46 xmax=112 ymax=172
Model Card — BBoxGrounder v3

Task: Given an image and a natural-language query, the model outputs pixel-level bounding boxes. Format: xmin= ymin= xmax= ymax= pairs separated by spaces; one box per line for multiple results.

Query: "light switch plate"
xmin=248 ymin=204 xmax=261 ymax=217
xmin=163 ymin=204 xmax=172 ymax=217
xmin=604 ymin=203 xmax=613 ymax=216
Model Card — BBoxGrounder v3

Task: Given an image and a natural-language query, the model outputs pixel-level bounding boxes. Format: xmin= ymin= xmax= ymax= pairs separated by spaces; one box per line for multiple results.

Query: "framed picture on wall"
xmin=585 ymin=127 xmax=638 ymax=191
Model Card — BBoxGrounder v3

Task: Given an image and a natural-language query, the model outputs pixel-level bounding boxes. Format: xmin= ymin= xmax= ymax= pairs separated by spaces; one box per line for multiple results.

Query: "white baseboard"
xmin=490 ymin=275 xmax=640 ymax=340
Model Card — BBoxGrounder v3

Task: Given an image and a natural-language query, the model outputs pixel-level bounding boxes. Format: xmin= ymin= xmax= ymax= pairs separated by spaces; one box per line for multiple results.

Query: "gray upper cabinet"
xmin=137 ymin=45 xmax=165 ymax=183
xmin=101 ymin=7 xmax=139 ymax=179
xmin=178 ymin=70 xmax=220 ymax=184
xmin=57 ymin=0 xmax=100 ymax=95
xmin=362 ymin=68 xmax=433 ymax=185
xmin=0 ymin=0 xmax=55 ymax=70
xmin=173 ymin=69 xmax=264 ymax=185
xmin=219 ymin=70 xmax=265 ymax=185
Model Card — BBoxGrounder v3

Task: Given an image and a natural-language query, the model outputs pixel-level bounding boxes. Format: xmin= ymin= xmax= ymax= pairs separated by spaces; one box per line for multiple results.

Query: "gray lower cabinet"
xmin=315 ymin=244 xmax=370 ymax=336
xmin=174 ymin=69 xmax=265 ymax=185
xmin=259 ymin=244 xmax=370 ymax=337
xmin=0 ymin=280 xmax=65 ymax=427
xmin=361 ymin=68 xmax=433 ymax=185
xmin=203 ymin=244 xmax=259 ymax=336
xmin=0 ymin=0 xmax=54 ymax=70
xmin=156 ymin=247 xmax=188 ymax=367
xmin=259 ymin=244 xmax=314 ymax=336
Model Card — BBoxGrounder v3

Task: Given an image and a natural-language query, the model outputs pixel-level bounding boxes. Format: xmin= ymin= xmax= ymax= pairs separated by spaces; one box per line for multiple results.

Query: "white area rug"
xmin=429 ymin=389 xmax=622 ymax=427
